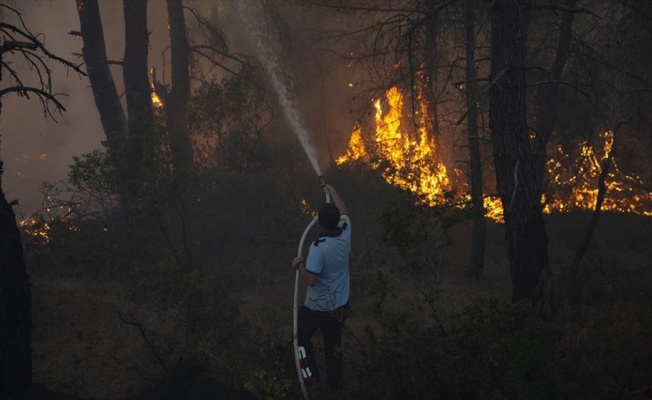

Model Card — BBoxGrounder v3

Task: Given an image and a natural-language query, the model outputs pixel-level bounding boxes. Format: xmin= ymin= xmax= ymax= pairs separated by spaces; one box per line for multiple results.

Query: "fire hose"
xmin=293 ymin=176 xmax=329 ymax=400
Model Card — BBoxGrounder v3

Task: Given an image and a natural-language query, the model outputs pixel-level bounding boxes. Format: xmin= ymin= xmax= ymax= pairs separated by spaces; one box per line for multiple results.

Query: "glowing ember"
xmin=151 ymin=90 xmax=163 ymax=108
xmin=18 ymin=218 xmax=50 ymax=244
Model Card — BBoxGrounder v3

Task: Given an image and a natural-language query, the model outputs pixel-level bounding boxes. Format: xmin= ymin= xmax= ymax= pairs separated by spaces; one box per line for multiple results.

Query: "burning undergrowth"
xmin=336 ymin=86 xmax=652 ymax=222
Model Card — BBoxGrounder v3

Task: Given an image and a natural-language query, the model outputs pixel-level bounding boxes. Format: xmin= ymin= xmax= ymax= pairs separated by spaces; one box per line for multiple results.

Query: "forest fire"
xmin=337 ymin=87 xmax=453 ymax=205
xmin=18 ymin=218 xmax=50 ymax=243
xmin=336 ymin=87 xmax=652 ymax=221
xmin=542 ymin=131 xmax=652 ymax=217
xmin=17 ymin=192 xmax=81 ymax=246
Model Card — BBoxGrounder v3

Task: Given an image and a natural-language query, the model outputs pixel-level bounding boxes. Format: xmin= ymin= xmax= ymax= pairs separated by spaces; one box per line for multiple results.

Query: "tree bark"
xmin=165 ymin=0 xmax=195 ymax=179
xmin=490 ymin=0 xmax=551 ymax=307
xmin=464 ymin=0 xmax=486 ymax=280
xmin=0 ymin=161 xmax=32 ymax=396
xmin=75 ymin=0 xmax=127 ymax=152
xmin=423 ymin=0 xmax=440 ymax=141
xmin=123 ymin=0 xmax=153 ymax=197
xmin=533 ymin=0 xmax=577 ymax=195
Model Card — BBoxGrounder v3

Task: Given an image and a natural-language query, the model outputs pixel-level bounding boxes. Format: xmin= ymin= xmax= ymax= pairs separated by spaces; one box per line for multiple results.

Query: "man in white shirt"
xmin=292 ymin=184 xmax=351 ymax=391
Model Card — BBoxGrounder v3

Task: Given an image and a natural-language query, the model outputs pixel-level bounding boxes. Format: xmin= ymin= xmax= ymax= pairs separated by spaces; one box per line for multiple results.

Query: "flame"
xmin=335 ymin=126 xmax=367 ymax=164
xmin=543 ymin=131 xmax=652 ymax=217
xmin=151 ymin=89 xmax=163 ymax=108
xmin=337 ymin=87 xmax=452 ymax=206
xmin=18 ymin=218 xmax=51 ymax=244
xmin=337 ymin=87 xmax=652 ymax=222
xmin=17 ymin=191 xmax=83 ymax=246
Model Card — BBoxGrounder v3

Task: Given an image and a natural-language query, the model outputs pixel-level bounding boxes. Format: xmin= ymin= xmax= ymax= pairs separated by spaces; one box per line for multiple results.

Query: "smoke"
xmin=1 ymin=1 xmax=167 ymax=217
xmin=262 ymin=1 xmax=367 ymax=169
xmin=1 ymin=1 xmax=97 ymax=217
xmin=223 ymin=0 xmax=366 ymax=171
xmin=0 ymin=0 xmax=363 ymax=216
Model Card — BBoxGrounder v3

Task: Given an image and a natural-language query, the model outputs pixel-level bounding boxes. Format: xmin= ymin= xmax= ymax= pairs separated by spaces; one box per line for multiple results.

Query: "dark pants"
xmin=297 ymin=303 xmax=349 ymax=389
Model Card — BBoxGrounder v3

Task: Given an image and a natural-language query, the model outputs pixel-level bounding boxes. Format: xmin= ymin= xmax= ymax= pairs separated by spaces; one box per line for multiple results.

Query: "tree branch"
xmin=527 ymin=79 xmax=590 ymax=97
xmin=456 ymin=67 xmax=508 ymax=125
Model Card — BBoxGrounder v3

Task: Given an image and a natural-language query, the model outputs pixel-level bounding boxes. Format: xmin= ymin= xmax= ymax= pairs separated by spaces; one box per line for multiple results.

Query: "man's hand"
xmin=323 ymin=184 xmax=348 ymax=215
xmin=293 ymin=256 xmax=317 ymax=286
xmin=323 ymin=183 xmax=335 ymax=195
xmin=292 ymin=256 xmax=304 ymax=270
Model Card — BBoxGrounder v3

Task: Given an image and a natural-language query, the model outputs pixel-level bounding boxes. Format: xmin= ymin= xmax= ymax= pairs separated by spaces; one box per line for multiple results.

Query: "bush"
xmin=347 ymin=297 xmax=574 ymax=400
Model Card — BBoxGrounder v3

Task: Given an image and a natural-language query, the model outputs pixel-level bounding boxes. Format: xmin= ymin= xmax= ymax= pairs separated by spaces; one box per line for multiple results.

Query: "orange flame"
xmin=337 ymin=87 xmax=452 ymax=206
xmin=151 ymin=86 xmax=163 ymax=108
xmin=543 ymin=131 xmax=652 ymax=217
xmin=337 ymin=87 xmax=652 ymax=222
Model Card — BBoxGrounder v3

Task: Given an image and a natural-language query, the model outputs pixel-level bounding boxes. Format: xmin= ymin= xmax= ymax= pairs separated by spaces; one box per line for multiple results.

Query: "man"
xmin=292 ymin=183 xmax=351 ymax=391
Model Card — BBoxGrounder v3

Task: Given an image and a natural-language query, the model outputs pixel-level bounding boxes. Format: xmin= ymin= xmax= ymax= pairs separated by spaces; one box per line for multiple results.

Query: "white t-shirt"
xmin=304 ymin=214 xmax=352 ymax=311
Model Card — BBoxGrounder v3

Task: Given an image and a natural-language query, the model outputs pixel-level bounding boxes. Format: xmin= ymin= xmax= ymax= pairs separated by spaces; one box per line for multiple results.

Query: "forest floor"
xmin=11 ymin=210 xmax=652 ymax=400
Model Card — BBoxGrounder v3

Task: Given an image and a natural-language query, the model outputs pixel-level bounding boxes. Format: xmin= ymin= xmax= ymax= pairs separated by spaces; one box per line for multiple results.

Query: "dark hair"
xmin=318 ymin=203 xmax=341 ymax=231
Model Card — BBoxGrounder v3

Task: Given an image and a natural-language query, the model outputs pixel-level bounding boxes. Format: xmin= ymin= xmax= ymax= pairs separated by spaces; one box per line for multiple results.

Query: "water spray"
xmin=236 ymin=3 xmax=328 ymax=396
xmin=235 ymin=0 xmax=322 ymax=177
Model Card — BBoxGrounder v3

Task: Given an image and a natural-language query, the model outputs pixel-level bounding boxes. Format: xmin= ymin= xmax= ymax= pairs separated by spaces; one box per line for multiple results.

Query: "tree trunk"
xmin=76 ymin=0 xmax=142 ymax=205
xmin=570 ymin=156 xmax=611 ymax=282
xmin=0 ymin=161 xmax=32 ymax=396
xmin=165 ymin=0 xmax=195 ymax=179
xmin=423 ymin=0 xmax=440 ymax=141
xmin=464 ymin=0 xmax=486 ymax=280
xmin=533 ymin=0 xmax=577 ymax=195
xmin=123 ymin=0 xmax=154 ymax=198
xmin=75 ymin=0 xmax=127 ymax=152
xmin=490 ymin=0 xmax=551 ymax=307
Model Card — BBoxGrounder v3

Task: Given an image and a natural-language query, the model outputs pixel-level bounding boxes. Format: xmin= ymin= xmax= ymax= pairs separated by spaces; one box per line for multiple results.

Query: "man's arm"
xmin=292 ymin=256 xmax=318 ymax=286
xmin=324 ymin=184 xmax=347 ymax=215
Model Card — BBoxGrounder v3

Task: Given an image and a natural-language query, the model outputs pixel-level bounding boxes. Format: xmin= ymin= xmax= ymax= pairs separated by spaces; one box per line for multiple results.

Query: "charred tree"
xmin=489 ymin=0 xmax=552 ymax=309
xmin=0 ymin=6 xmax=83 ymax=394
xmin=464 ymin=0 xmax=486 ymax=280
xmin=75 ymin=0 xmax=128 ymax=154
xmin=423 ymin=0 xmax=440 ymax=141
xmin=75 ymin=0 xmax=136 ymax=204
xmin=0 ymin=161 xmax=31 ymax=397
xmin=533 ymin=0 xmax=577 ymax=195
xmin=123 ymin=0 xmax=154 ymax=198
xmin=76 ymin=0 xmax=157 ymax=204
xmin=163 ymin=0 xmax=195 ymax=179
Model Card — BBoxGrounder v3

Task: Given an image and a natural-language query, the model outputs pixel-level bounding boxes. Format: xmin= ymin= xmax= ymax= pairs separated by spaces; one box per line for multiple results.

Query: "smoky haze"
xmin=2 ymin=0 xmax=167 ymax=217
xmin=1 ymin=0 xmax=362 ymax=218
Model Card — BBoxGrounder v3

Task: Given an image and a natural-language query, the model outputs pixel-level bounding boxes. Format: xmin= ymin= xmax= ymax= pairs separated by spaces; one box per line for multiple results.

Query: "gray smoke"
xmin=1 ymin=0 xmax=363 ymax=217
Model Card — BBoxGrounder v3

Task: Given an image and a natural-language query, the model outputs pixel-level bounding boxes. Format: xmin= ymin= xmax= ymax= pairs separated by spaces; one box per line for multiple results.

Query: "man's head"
xmin=318 ymin=203 xmax=341 ymax=231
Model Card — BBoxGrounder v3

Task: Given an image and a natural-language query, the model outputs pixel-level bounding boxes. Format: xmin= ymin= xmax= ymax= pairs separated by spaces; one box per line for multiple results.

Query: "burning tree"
xmin=0 ymin=4 xmax=83 ymax=395
xmin=328 ymin=0 xmax=652 ymax=313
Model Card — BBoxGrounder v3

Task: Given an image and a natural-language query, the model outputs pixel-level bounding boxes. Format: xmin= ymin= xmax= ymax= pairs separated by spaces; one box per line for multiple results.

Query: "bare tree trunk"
xmin=490 ymin=0 xmax=551 ymax=309
xmin=570 ymin=156 xmax=612 ymax=282
xmin=423 ymin=0 xmax=440 ymax=141
xmin=77 ymin=0 xmax=159 ymax=205
xmin=464 ymin=0 xmax=486 ymax=280
xmin=0 ymin=161 xmax=32 ymax=396
xmin=123 ymin=0 xmax=154 ymax=197
xmin=76 ymin=0 xmax=142 ymax=206
xmin=533 ymin=0 xmax=577 ymax=195
xmin=75 ymin=0 xmax=127 ymax=152
xmin=165 ymin=0 xmax=194 ymax=179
